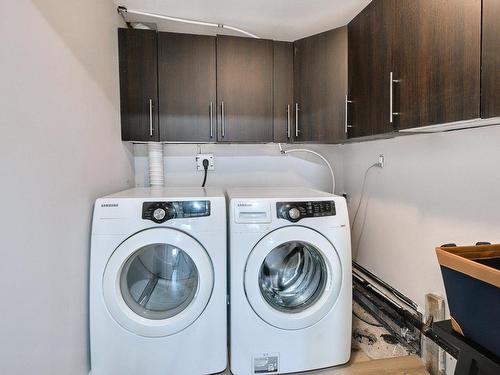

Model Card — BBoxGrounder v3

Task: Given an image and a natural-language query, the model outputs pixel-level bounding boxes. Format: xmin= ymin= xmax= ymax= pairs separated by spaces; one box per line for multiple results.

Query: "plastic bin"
xmin=436 ymin=243 xmax=500 ymax=358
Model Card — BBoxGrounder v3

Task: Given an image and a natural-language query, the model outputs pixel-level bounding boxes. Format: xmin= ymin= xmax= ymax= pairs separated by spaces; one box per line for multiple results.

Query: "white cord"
xmin=350 ymin=163 xmax=377 ymax=226
xmin=351 ymin=162 xmax=379 ymax=261
xmin=278 ymin=144 xmax=336 ymax=194
xmin=121 ymin=8 xmax=260 ymax=39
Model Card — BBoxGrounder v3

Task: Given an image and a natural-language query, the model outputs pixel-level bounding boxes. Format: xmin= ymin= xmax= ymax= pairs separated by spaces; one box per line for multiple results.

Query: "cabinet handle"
xmin=286 ymin=105 xmax=291 ymax=139
xmin=221 ymin=101 xmax=225 ymax=138
xmin=389 ymin=72 xmax=400 ymax=124
xmin=345 ymin=95 xmax=354 ymax=133
xmin=209 ymin=102 xmax=213 ymax=138
xmin=295 ymin=103 xmax=300 ymax=137
xmin=149 ymin=99 xmax=153 ymax=137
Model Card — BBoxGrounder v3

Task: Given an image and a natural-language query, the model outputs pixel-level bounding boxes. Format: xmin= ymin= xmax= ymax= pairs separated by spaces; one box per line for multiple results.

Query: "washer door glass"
xmin=259 ymin=241 xmax=327 ymax=313
xmin=244 ymin=226 xmax=343 ymax=330
xmin=120 ymin=243 xmax=198 ymax=320
xmin=103 ymin=227 xmax=214 ymax=337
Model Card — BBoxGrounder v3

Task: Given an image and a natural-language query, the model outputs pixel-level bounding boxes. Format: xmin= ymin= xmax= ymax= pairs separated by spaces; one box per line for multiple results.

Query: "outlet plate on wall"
xmin=377 ymin=154 xmax=385 ymax=168
xmin=196 ymin=154 xmax=215 ymax=171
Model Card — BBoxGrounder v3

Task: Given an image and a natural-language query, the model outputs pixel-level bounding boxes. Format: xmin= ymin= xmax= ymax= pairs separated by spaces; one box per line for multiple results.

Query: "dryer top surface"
xmin=226 ymin=187 xmax=337 ymax=200
xmin=103 ymin=187 xmax=225 ymax=200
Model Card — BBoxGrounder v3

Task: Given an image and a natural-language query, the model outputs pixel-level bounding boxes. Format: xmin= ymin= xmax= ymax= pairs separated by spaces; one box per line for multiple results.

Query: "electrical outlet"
xmin=377 ymin=154 xmax=385 ymax=168
xmin=196 ymin=154 xmax=215 ymax=171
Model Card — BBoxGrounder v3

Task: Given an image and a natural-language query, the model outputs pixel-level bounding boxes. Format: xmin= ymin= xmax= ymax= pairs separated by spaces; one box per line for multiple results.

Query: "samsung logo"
xmin=101 ymin=203 xmax=119 ymax=208
xmin=237 ymin=203 xmax=254 ymax=207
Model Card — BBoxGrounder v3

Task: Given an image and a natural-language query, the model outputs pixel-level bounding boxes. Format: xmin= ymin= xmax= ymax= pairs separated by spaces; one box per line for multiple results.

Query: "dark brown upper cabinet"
xmin=216 ymin=36 xmax=274 ymax=142
xmin=392 ymin=0 xmax=481 ymax=130
xmin=348 ymin=0 xmax=482 ymax=136
xmin=347 ymin=0 xmax=395 ymax=138
xmin=481 ymin=0 xmax=500 ymax=119
xmin=273 ymin=41 xmax=294 ymax=143
xmin=294 ymin=27 xmax=348 ymax=143
xmin=157 ymin=33 xmax=217 ymax=142
xmin=118 ymin=28 xmax=159 ymax=142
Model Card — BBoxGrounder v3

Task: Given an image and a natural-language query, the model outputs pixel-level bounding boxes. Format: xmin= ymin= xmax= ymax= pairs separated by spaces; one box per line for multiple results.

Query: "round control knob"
xmin=288 ymin=207 xmax=301 ymax=220
xmin=153 ymin=208 xmax=166 ymax=221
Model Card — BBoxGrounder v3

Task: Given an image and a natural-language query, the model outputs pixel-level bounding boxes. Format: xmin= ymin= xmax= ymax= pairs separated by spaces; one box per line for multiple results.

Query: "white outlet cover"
xmin=196 ymin=154 xmax=215 ymax=171
xmin=378 ymin=154 xmax=385 ymax=168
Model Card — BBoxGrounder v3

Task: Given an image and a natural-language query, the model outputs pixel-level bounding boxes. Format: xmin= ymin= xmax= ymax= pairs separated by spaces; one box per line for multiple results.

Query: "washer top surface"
xmin=103 ymin=187 xmax=224 ymax=200
xmin=226 ymin=187 xmax=337 ymax=200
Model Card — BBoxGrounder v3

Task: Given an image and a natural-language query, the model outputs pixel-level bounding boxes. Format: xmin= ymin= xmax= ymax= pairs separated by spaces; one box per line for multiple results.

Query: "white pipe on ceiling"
xmin=119 ymin=7 xmax=260 ymax=39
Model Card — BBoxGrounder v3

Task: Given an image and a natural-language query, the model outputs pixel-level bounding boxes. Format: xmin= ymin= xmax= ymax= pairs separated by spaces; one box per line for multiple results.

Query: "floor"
xmin=292 ymin=355 xmax=428 ymax=375
xmin=351 ymin=301 xmax=413 ymax=359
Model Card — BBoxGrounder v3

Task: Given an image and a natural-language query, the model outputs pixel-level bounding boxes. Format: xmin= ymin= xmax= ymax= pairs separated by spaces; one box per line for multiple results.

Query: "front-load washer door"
xmin=244 ymin=226 xmax=342 ymax=330
xmin=103 ymin=227 xmax=214 ymax=337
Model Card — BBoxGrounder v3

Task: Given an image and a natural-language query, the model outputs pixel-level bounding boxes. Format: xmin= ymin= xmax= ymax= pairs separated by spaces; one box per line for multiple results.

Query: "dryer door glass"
xmin=259 ymin=241 xmax=327 ymax=313
xmin=120 ymin=243 xmax=199 ymax=320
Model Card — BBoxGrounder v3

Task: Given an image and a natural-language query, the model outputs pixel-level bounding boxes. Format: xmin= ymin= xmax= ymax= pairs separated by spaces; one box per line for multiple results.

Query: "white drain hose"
xmin=148 ymin=143 xmax=164 ymax=187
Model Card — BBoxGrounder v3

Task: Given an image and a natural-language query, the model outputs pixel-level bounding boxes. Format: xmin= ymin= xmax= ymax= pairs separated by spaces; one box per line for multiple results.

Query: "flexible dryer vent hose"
xmin=148 ymin=143 xmax=164 ymax=187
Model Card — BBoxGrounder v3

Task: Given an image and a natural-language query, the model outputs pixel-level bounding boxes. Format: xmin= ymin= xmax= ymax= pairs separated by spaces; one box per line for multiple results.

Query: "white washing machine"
xmin=227 ymin=187 xmax=352 ymax=375
xmin=90 ymin=187 xmax=227 ymax=375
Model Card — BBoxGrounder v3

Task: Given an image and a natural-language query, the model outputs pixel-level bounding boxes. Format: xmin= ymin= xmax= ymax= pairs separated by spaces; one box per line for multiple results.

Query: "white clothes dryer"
xmin=227 ymin=187 xmax=352 ymax=375
xmin=90 ymin=188 xmax=227 ymax=375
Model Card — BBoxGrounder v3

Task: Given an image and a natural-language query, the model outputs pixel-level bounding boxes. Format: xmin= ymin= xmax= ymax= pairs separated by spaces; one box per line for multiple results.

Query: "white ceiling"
xmin=114 ymin=0 xmax=372 ymax=41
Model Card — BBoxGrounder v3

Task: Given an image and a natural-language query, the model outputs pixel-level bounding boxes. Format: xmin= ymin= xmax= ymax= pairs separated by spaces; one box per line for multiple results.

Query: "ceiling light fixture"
xmin=117 ymin=6 xmax=260 ymax=39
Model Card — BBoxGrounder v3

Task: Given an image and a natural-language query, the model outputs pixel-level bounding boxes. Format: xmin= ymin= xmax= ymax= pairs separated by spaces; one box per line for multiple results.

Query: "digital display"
xmin=181 ymin=201 xmax=208 ymax=215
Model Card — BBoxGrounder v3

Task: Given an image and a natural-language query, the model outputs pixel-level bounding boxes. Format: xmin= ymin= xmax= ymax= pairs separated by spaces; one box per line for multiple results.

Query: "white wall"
xmin=343 ymin=125 xmax=500 ymax=310
xmin=134 ymin=143 xmax=344 ymax=193
xmin=0 ymin=1 xmax=133 ymax=374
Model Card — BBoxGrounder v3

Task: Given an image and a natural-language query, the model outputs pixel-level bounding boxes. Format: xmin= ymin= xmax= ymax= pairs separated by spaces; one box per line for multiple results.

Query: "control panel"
xmin=277 ymin=201 xmax=336 ymax=223
xmin=142 ymin=201 xmax=210 ymax=223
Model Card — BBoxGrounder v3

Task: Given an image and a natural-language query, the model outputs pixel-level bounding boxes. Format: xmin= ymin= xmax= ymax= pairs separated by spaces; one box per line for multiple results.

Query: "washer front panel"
xmin=103 ymin=227 xmax=214 ymax=337
xmin=244 ymin=226 xmax=342 ymax=330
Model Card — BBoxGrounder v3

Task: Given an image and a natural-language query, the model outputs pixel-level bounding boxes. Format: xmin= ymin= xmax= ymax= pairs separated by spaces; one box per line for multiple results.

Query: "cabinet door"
xmin=273 ymin=41 xmax=294 ymax=143
xmin=118 ymin=29 xmax=159 ymax=141
xmin=348 ymin=0 xmax=395 ymax=138
xmin=216 ymin=36 xmax=273 ymax=142
xmin=481 ymin=0 xmax=500 ymax=118
xmin=158 ymin=33 xmax=216 ymax=142
xmin=294 ymin=27 xmax=347 ymax=143
xmin=393 ymin=0 xmax=481 ymax=129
